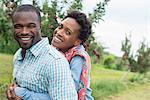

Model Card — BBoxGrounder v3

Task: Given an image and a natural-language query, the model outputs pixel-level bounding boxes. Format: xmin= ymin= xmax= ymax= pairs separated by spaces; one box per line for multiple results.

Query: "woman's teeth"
xmin=55 ymin=37 xmax=62 ymax=42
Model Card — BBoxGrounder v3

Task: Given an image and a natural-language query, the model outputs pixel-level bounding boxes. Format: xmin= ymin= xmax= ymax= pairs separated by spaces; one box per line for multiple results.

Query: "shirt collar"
xmin=16 ymin=48 xmax=23 ymax=61
xmin=29 ymin=37 xmax=49 ymax=57
xmin=74 ymin=44 xmax=85 ymax=50
xmin=15 ymin=37 xmax=49 ymax=61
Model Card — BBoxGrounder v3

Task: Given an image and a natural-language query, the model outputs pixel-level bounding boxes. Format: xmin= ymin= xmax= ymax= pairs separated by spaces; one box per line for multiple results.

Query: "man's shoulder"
xmin=13 ymin=48 xmax=21 ymax=59
xmin=46 ymin=45 xmax=65 ymax=59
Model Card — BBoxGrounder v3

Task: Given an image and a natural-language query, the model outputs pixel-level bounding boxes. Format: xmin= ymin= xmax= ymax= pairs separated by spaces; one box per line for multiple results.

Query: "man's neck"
xmin=21 ymin=49 xmax=26 ymax=59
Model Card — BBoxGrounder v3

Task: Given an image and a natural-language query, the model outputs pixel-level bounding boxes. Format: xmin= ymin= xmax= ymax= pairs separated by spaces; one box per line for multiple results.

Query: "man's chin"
xmin=20 ymin=44 xmax=31 ymax=50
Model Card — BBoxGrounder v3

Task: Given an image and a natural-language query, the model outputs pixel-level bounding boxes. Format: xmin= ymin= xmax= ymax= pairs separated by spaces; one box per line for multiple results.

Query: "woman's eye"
xmin=65 ymin=31 xmax=71 ymax=35
xmin=58 ymin=24 xmax=63 ymax=29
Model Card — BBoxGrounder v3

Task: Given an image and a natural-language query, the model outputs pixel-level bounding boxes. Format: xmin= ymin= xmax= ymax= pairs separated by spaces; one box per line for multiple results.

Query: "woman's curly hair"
xmin=64 ymin=11 xmax=92 ymax=43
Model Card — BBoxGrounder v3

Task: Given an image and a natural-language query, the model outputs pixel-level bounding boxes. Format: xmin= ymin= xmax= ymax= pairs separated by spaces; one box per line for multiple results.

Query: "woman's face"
xmin=51 ymin=17 xmax=81 ymax=52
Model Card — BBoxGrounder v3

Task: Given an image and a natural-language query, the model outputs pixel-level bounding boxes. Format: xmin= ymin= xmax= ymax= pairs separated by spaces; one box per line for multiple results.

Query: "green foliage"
xmin=129 ymin=72 xmax=150 ymax=85
xmin=0 ymin=6 xmax=18 ymax=54
xmin=41 ymin=0 xmax=58 ymax=41
xmin=0 ymin=0 xmax=110 ymax=55
xmin=121 ymin=35 xmax=150 ymax=73
xmin=121 ymin=35 xmax=132 ymax=55
xmin=129 ymin=74 xmax=145 ymax=83
xmin=115 ymin=59 xmax=128 ymax=71
xmin=121 ymin=35 xmax=137 ymax=72
xmin=89 ymin=0 xmax=110 ymax=25
xmin=103 ymin=56 xmax=115 ymax=69
xmin=88 ymin=42 xmax=103 ymax=64
xmin=101 ymin=54 xmax=124 ymax=70
xmin=91 ymin=80 xmax=125 ymax=99
xmin=137 ymin=42 xmax=150 ymax=73
xmin=68 ymin=0 xmax=83 ymax=11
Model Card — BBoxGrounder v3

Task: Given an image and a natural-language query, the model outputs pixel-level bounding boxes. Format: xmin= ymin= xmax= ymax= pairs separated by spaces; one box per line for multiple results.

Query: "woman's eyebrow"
xmin=58 ymin=23 xmax=64 ymax=28
xmin=63 ymin=23 xmax=73 ymax=33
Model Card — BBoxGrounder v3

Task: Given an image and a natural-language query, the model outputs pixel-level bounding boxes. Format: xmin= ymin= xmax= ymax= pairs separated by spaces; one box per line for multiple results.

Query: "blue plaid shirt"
xmin=13 ymin=38 xmax=77 ymax=100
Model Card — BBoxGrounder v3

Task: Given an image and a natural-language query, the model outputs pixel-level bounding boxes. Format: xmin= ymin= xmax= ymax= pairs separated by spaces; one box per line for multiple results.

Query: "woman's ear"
xmin=74 ymin=39 xmax=82 ymax=46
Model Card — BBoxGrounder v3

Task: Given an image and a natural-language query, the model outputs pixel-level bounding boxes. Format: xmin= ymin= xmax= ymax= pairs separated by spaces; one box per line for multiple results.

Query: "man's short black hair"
xmin=64 ymin=11 xmax=92 ymax=43
xmin=12 ymin=4 xmax=41 ymax=22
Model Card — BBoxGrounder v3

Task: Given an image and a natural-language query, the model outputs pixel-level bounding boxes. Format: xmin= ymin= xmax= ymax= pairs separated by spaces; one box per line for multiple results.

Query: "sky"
xmin=22 ymin=0 xmax=150 ymax=57
xmin=83 ymin=0 xmax=150 ymax=57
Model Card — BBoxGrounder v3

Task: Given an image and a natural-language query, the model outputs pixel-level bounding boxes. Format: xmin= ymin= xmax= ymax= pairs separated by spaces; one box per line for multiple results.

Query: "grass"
xmin=91 ymin=80 xmax=126 ymax=100
xmin=0 ymin=53 xmax=13 ymax=83
xmin=105 ymin=83 xmax=150 ymax=100
xmin=91 ymin=63 xmax=134 ymax=82
xmin=0 ymin=53 xmax=13 ymax=100
xmin=90 ymin=64 xmax=135 ymax=99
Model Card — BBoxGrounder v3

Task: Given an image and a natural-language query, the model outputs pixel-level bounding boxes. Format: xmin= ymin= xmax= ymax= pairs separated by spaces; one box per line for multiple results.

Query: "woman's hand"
xmin=6 ymin=83 xmax=21 ymax=100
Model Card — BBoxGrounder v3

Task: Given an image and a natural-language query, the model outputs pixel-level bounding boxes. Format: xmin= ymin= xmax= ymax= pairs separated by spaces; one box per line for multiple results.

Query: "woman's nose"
xmin=56 ymin=29 xmax=64 ymax=36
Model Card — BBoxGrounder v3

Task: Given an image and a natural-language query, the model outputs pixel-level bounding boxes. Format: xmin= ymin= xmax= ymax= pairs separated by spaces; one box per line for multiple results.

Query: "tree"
xmin=121 ymin=35 xmax=150 ymax=73
xmin=0 ymin=0 xmax=19 ymax=54
xmin=137 ymin=41 xmax=150 ymax=73
xmin=0 ymin=0 xmax=110 ymax=55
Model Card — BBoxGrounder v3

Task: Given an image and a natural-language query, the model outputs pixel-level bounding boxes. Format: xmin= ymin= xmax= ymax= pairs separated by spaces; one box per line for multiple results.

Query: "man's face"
xmin=51 ymin=17 xmax=81 ymax=52
xmin=12 ymin=11 xmax=41 ymax=50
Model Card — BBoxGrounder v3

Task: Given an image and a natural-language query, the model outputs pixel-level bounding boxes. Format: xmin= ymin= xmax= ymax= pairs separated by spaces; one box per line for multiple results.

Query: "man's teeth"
xmin=21 ymin=37 xmax=31 ymax=41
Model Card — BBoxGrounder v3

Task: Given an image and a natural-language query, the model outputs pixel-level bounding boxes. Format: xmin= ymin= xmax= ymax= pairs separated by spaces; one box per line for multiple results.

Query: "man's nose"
xmin=22 ymin=27 xmax=29 ymax=34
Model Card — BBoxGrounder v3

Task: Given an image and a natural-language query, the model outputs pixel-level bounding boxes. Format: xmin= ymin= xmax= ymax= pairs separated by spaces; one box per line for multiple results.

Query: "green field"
xmin=0 ymin=53 xmax=13 ymax=99
xmin=0 ymin=53 xmax=13 ymax=83
xmin=90 ymin=64 xmax=135 ymax=99
xmin=1 ymin=53 xmax=150 ymax=100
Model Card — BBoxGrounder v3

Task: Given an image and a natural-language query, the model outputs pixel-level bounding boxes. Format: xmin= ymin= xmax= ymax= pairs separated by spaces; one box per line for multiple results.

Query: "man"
xmin=6 ymin=4 xmax=77 ymax=100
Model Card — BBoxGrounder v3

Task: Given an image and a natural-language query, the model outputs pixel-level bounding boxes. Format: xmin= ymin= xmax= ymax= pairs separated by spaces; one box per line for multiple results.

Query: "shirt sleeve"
xmin=70 ymin=56 xmax=94 ymax=100
xmin=70 ymin=56 xmax=84 ymax=91
xmin=47 ymin=58 xmax=77 ymax=100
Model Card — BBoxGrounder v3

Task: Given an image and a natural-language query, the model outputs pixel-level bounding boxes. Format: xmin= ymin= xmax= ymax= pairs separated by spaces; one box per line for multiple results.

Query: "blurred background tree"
xmin=121 ymin=35 xmax=150 ymax=73
xmin=0 ymin=0 xmax=110 ymax=62
xmin=0 ymin=0 xmax=19 ymax=54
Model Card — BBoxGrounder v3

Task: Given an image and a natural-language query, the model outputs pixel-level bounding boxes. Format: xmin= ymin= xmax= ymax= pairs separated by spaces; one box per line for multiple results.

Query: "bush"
xmin=103 ymin=57 xmax=115 ymax=69
xmin=129 ymin=73 xmax=150 ymax=84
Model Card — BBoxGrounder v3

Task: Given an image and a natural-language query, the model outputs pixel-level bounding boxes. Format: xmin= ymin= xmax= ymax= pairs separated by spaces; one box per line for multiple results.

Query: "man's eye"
xmin=14 ymin=25 xmax=22 ymax=29
xmin=28 ymin=24 xmax=36 ymax=28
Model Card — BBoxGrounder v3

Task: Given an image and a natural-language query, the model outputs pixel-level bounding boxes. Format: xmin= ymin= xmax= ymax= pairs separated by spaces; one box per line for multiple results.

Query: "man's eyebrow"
xmin=14 ymin=24 xmax=21 ymax=26
xmin=29 ymin=23 xmax=36 ymax=26
xmin=14 ymin=24 xmax=23 ymax=27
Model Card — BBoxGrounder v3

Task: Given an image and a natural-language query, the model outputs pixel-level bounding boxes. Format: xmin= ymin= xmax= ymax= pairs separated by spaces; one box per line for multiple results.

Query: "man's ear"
xmin=74 ymin=39 xmax=82 ymax=46
xmin=40 ymin=23 xmax=42 ymax=28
